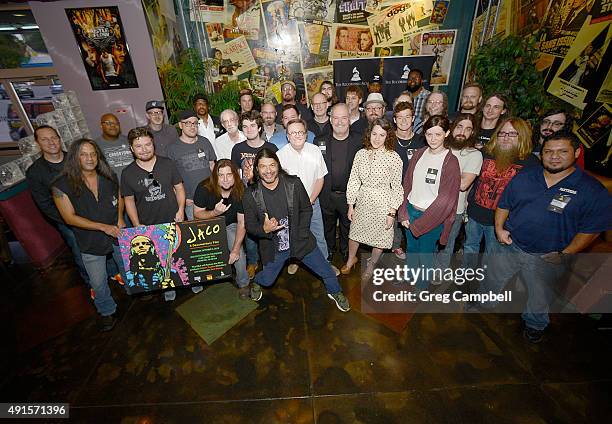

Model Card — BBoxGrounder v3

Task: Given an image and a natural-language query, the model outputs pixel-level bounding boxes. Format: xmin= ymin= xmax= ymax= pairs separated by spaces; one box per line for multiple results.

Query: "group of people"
xmin=26 ymin=71 xmax=612 ymax=343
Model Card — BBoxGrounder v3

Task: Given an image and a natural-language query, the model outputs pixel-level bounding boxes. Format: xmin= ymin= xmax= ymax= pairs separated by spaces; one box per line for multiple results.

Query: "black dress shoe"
xmin=100 ymin=314 xmax=117 ymax=332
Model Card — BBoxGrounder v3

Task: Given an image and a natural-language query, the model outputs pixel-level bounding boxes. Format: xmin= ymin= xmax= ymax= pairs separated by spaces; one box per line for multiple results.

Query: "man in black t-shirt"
xmin=314 ymin=103 xmax=362 ymax=261
xmin=121 ymin=127 xmax=192 ymax=302
xmin=475 ymin=93 xmax=508 ymax=149
xmin=52 ymin=139 xmax=125 ymax=332
xmin=194 ymin=159 xmax=250 ymax=299
xmin=242 ymin=148 xmax=350 ymax=312
xmin=26 ymin=125 xmax=90 ymax=285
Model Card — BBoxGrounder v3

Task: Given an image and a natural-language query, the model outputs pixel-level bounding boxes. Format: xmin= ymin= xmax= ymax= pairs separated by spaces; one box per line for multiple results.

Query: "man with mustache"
xmin=475 ymin=93 xmax=508 ymax=149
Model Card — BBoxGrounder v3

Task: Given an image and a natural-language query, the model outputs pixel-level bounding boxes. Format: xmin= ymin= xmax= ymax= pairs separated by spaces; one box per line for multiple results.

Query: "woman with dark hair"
xmin=342 ymin=118 xmax=404 ymax=279
xmin=398 ymin=115 xmax=461 ymax=289
xmin=52 ymin=138 xmax=126 ymax=331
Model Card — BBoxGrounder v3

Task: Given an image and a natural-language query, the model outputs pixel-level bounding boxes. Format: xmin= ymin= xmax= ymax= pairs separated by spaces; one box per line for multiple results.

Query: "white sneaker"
xmin=288 ymin=264 xmax=299 ymax=274
xmin=191 ymin=285 xmax=204 ymax=294
xmin=330 ymin=264 xmax=340 ymax=276
xmin=164 ymin=290 xmax=176 ymax=302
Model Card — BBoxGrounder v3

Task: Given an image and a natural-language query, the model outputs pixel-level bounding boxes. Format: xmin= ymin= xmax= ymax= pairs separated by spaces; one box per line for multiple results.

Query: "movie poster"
xmin=251 ymin=47 xmax=302 ymax=87
xmin=219 ymin=35 xmax=258 ymax=77
xmin=223 ymin=0 xmax=260 ymax=40
xmin=303 ymin=66 xmax=334 ymax=105
xmin=539 ymin=0 xmax=594 ymax=57
xmin=374 ymin=45 xmax=403 ymax=57
xmin=329 ymin=23 xmax=375 ymax=59
xmin=337 ymin=0 xmax=371 ymax=24
xmin=548 ymin=19 xmax=612 ymax=109
xmin=430 ymin=0 xmax=450 ymax=24
xmin=515 ymin=0 xmax=548 ymax=36
xmin=289 ymin=0 xmax=336 ymax=22
xmin=420 ymin=29 xmax=456 ymax=86
xmin=298 ymin=21 xmax=332 ymax=70
xmin=143 ymin=0 xmax=183 ymax=67
xmin=576 ymin=103 xmax=611 ymax=148
xmin=367 ymin=1 xmax=420 ymax=46
xmin=66 ymin=7 xmax=139 ymax=90
xmin=190 ymin=0 xmax=226 ymax=23
xmin=206 ymin=22 xmax=225 ymax=48
xmin=261 ymin=0 xmax=300 ymax=53
xmin=119 ymin=219 xmax=230 ymax=294
xmin=596 ymin=65 xmax=612 ymax=103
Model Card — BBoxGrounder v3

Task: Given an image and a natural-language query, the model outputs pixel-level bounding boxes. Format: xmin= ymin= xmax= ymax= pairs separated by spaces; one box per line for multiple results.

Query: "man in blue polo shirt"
xmin=474 ymin=131 xmax=612 ymax=343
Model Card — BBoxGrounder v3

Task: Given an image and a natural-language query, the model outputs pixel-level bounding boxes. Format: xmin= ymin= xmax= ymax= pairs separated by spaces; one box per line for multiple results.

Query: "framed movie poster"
xmin=66 ymin=6 xmax=139 ymax=90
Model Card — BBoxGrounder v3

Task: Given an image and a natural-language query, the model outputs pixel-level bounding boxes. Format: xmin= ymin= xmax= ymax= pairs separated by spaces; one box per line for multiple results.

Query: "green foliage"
xmin=207 ymin=81 xmax=242 ymax=117
xmin=0 ymin=35 xmax=26 ymax=69
xmin=469 ymin=35 xmax=556 ymax=124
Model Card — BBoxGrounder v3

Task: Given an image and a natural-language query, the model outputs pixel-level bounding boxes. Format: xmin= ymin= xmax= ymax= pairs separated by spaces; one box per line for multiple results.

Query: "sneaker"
xmin=164 ymin=290 xmax=176 ymax=302
xmin=327 ymin=292 xmax=351 ymax=312
xmin=191 ymin=285 xmax=204 ymax=294
xmin=330 ymin=264 xmax=340 ymax=277
xmin=111 ymin=274 xmax=125 ymax=286
xmin=523 ymin=326 xmax=544 ymax=344
xmin=238 ymin=286 xmax=250 ymax=300
xmin=100 ymin=314 xmax=117 ymax=332
xmin=392 ymin=248 xmax=406 ymax=260
xmin=247 ymin=264 xmax=258 ymax=280
xmin=250 ymin=283 xmax=263 ymax=301
xmin=288 ymin=264 xmax=299 ymax=275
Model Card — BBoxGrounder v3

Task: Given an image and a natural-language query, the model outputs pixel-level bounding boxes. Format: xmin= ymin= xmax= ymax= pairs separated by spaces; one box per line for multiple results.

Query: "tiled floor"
xmin=1 ymin=252 xmax=611 ymax=423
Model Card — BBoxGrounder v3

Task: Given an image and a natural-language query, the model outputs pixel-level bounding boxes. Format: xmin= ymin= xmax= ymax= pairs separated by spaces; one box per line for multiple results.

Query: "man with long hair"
xmin=52 ymin=139 xmax=126 ymax=332
xmin=193 ymin=160 xmax=250 ymax=299
xmin=475 ymin=92 xmax=509 ymax=149
xmin=242 ymin=148 xmax=350 ymax=312
xmin=463 ymin=117 xmax=539 ymax=269
xmin=435 ymin=113 xmax=483 ymax=271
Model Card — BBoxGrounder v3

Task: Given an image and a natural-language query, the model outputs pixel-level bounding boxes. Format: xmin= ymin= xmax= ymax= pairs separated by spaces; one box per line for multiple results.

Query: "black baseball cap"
xmin=145 ymin=100 xmax=164 ymax=111
xmin=178 ymin=109 xmax=197 ymax=121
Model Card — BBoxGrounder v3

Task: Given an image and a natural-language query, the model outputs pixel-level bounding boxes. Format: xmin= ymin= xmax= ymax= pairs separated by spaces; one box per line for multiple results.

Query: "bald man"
xmin=94 ymin=113 xmax=133 ymax=180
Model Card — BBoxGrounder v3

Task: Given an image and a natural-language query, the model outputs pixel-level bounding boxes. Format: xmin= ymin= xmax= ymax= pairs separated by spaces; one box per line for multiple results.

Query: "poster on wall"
xmin=219 ymin=36 xmax=258 ymax=77
xmin=538 ymin=0 xmax=594 ymax=57
xmin=419 ymin=29 xmax=456 ymax=86
xmin=223 ymin=0 xmax=261 ymax=39
xmin=367 ymin=1 xmax=420 ymax=47
xmin=251 ymin=47 xmax=302 ymax=88
xmin=596 ymin=65 xmax=611 ymax=103
xmin=261 ymin=0 xmax=300 ymax=53
xmin=303 ymin=66 xmax=334 ymax=105
xmin=118 ymin=219 xmax=230 ymax=294
xmin=190 ymin=0 xmax=226 ymax=23
xmin=298 ymin=21 xmax=332 ymax=70
xmin=576 ymin=103 xmax=611 ymax=148
xmin=206 ymin=22 xmax=225 ymax=48
xmin=66 ymin=7 xmax=139 ymax=90
xmin=329 ymin=23 xmax=375 ymax=59
xmin=374 ymin=45 xmax=403 ymax=56
xmin=515 ymin=0 xmax=548 ymax=36
xmin=430 ymin=0 xmax=450 ymax=25
xmin=143 ymin=0 xmax=183 ymax=68
xmin=337 ymin=0 xmax=372 ymax=24
xmin=289 ymin=0 xmax=336 ymax=22
xmin=548 ymin=19 xmax=612 ymax=109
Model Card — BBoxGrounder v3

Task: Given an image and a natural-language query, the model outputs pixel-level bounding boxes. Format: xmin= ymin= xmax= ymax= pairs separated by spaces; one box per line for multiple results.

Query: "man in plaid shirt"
xmin=407 ymin=69 xmax=431 ymax=134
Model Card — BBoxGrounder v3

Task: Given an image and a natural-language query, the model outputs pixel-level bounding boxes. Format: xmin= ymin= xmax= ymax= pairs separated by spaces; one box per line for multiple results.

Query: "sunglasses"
xmin=148 ymin=172 xmax=160 ymax=187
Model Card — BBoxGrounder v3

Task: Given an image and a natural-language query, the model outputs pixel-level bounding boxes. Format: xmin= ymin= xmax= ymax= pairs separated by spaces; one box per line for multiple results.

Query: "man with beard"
xmin=345 ymin=85 xmax=364 ymax=125
xmin=275 ymin=81 xmax=312 ymax=123
xmin=473 ymin=131 xmax=611 ymax=343
xmin=242 ymin=149 xmax=350 ymax=312
xmin=239 ymin=89 xmax=256 ymax=114
xmin=476 ymin=93 xmax=508 ymax=149
xmin=314 ymin=103 xmax=363 ymax=262
xmin=449 ymin=83 xmax=482 ymax=121
xmin=260 ymin=102 xmax=283 ymax=142
xmin=194 ymin=94 xmax=224 ymax=145
xmin=121 ymin=127 xmax=187 ymax=301
xmin=127 ymin=235 xmax=164 ymax=291
xmin=319 ymin=81 xmax=337 ymax=109
xmin=144 ymin=100 xmax=178 ymax=157
xmin=213 ymin=109 xmax=246 ymax=160
xmin=270 ymin=105 xmax=316 ymax=149
xmin=421 ymin=92 xmax=448 ymax=125
xmin=463 ymin=117 xmax=539 ymax=270
xmin=94 ymin=113 xmax=132 ymax=180
xmin=307 ymin=93 xmax=332 ymax=137
xmin=351 ymin=92 xmax=386 ymax=138
xmin=435 ymin=113 xmax=483 ymax=271
xmin=406 ymin=69 xmax=431 ymax=134
xmin=531 ymin=109 xmax=573 ymax=155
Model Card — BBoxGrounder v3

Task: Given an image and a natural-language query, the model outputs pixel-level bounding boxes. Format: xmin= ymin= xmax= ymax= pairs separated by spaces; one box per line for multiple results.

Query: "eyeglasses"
xmin=148 ymin=172 xmax=160 ymax=187
xmin=427 ymin=100 xmax=443 ymax=104
xmin=288 ymin=130 xmax=306 ymax=137
xmin=541 ymin=119 xmax=565 ymax=128
xmin=181 ymin=120 xmax=198 ymax=127
xmin=366 ymin=106 xmax=383 ymax=111
xmin=101 ymin=121 xmax=118 ymax=126
xmin=498 ymin=131 xmax=519 ymax=138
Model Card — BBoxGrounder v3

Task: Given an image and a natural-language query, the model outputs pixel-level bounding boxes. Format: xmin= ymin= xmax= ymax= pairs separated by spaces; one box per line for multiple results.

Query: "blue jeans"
xmin=81 ymin=244 xmax=125 ymax=316
xmin=477 ymin=242 xmax=566 ymax=330
xmin=226 ymin=223 xmax=249 ymax=288
xmin=245 ymin=234 xmax=259 ymax=265
xmin=310 ymin=199 xmax=328 ymax=260
xmin=462 ymin=217 xmax=500 ymax=269
xmin=436 ymin=214 xmax=463 ymax=270
xmin=405 ymin=204 xmax=443 ymax=290
xmin=185 ymin=203 xmax=194 ymax=221
xmin=56 ymin=223 xmax=90 ymax=285
xmin=255 ymin=248 xmax=342 ymax=294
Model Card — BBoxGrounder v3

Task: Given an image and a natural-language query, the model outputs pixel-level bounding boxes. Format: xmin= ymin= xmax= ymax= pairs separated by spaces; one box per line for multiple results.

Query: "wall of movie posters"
xmin=193 ymin=0 xmax=463 ymax=107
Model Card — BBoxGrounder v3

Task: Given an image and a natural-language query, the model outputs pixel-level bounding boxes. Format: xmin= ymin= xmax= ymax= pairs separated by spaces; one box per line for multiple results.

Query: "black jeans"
xmin=320 ymin=191 xmax=350 ymax=260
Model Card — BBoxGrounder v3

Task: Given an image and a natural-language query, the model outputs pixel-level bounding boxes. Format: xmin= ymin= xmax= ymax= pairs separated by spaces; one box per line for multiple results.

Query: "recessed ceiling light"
xmin=12 ymin=13 xmax=27 ymax=17
xmin=20 ymin=25 xmax=39 ymax=30
xmin=0 ymin=27 xmax=17 ymax=31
